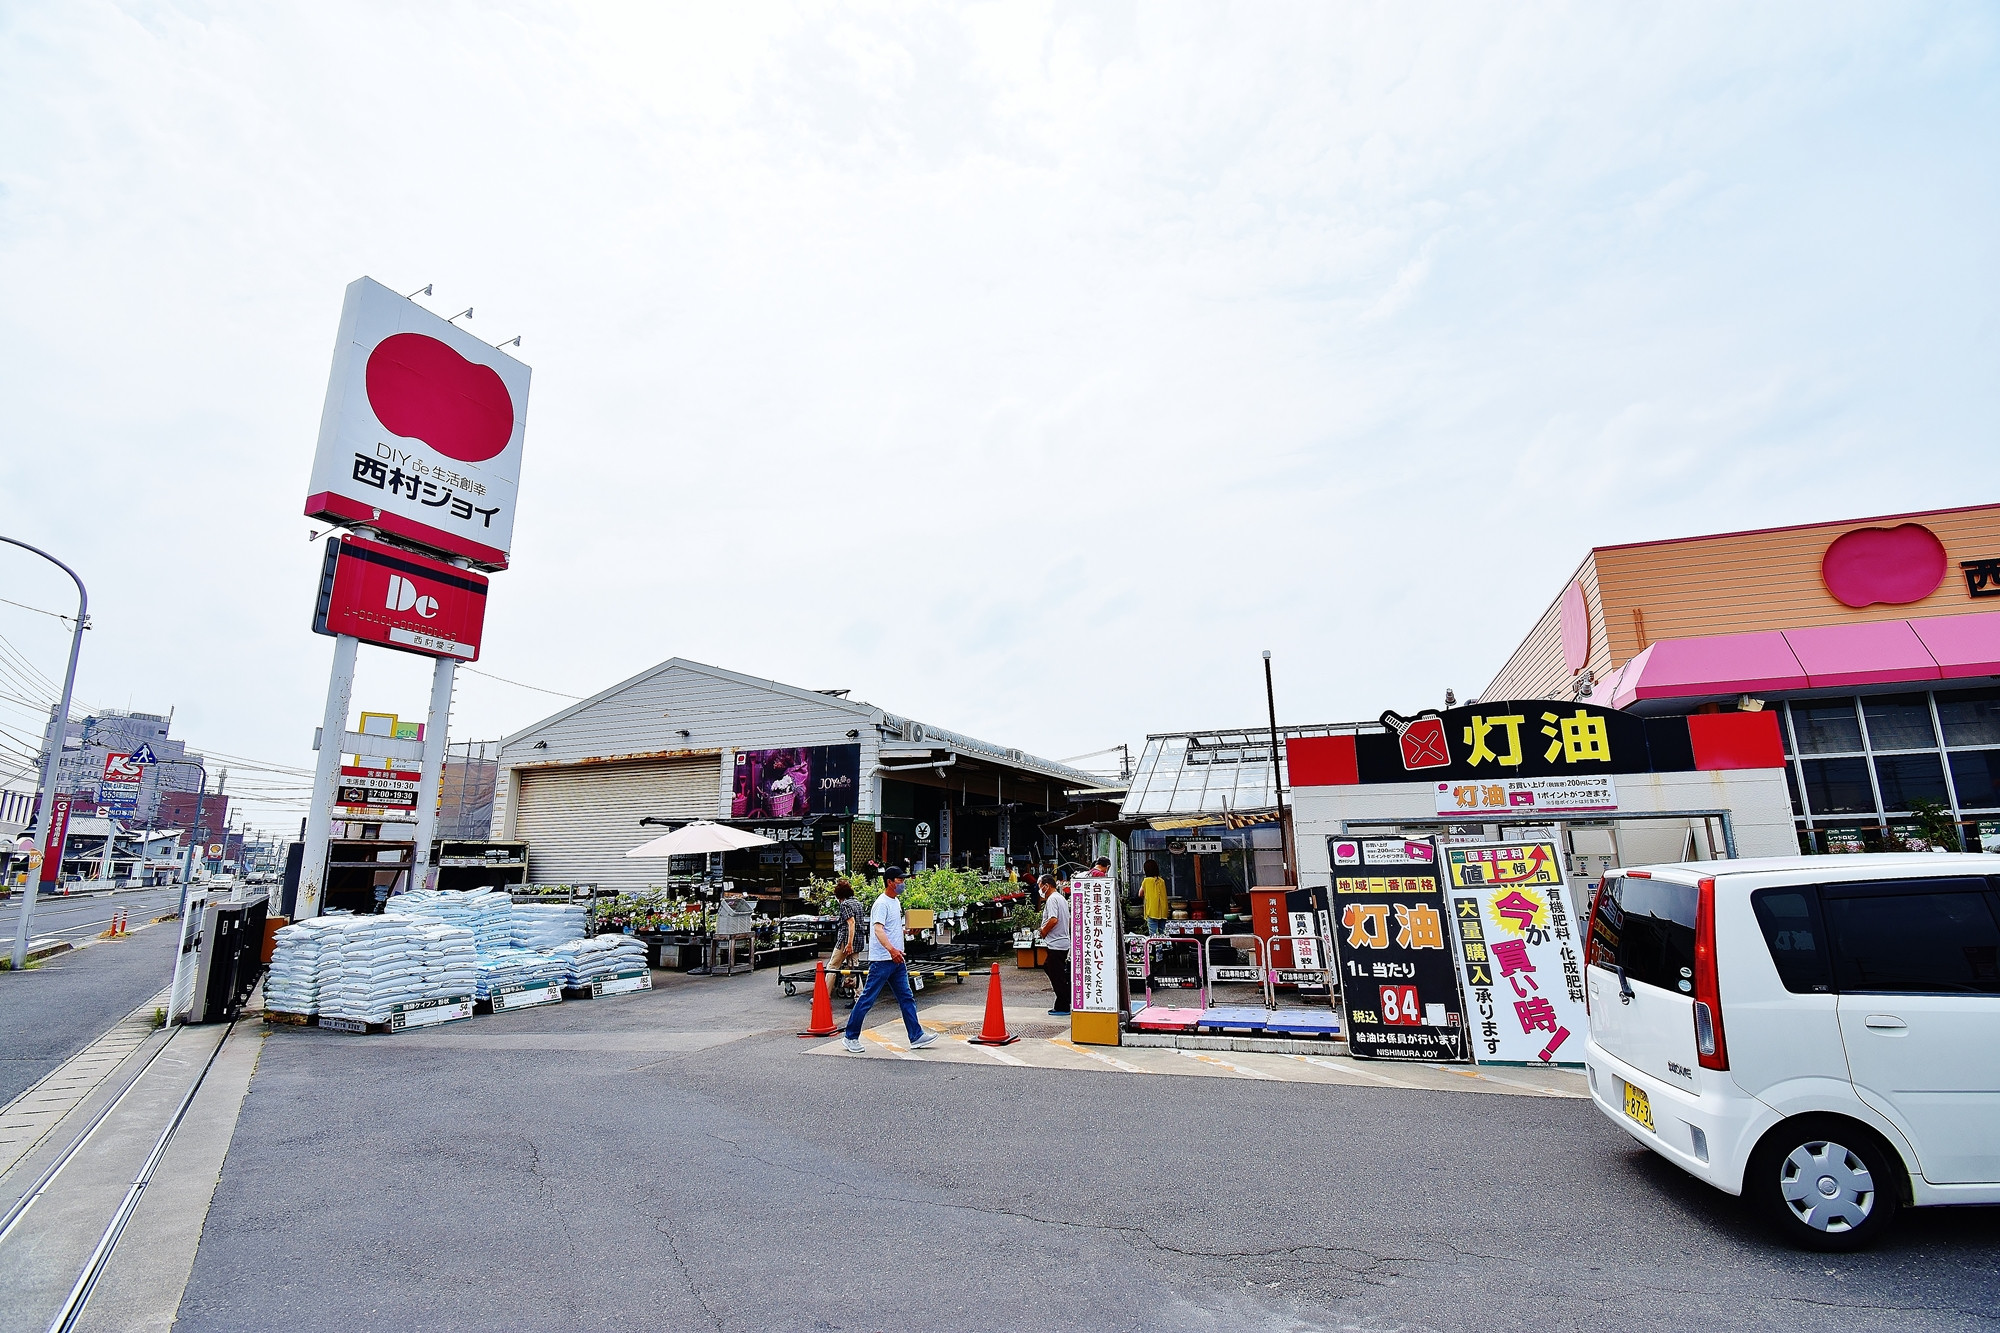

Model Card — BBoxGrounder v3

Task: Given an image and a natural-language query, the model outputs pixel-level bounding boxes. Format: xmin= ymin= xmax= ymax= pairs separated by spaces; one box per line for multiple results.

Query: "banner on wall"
xmin=1442 ymin=842 xmax=1588 ymax=1066
xmin=1327 ymin=836 xmax=1467 ymax=1061
xmin=730 ymin=745 xmax=860 ymax=819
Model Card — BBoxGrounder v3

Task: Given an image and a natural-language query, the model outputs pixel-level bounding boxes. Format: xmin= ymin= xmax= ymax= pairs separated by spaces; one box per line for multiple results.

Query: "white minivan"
xmin=1584 ymin=853 xmax=2000 ymax=1250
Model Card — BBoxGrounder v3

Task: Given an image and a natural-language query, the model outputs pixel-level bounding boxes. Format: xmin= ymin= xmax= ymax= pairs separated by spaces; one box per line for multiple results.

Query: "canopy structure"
xmin=626 ymin=821 xmax=776 ymax=858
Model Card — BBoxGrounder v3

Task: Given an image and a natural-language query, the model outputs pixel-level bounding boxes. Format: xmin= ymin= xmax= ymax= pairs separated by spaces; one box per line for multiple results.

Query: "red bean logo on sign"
xmin=364 ymin=333 xmax=515 ymax=463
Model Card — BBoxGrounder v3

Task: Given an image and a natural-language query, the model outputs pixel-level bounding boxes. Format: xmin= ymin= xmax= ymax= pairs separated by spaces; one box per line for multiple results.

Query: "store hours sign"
xmin=304 ymin=276 xmax=531 ymax=571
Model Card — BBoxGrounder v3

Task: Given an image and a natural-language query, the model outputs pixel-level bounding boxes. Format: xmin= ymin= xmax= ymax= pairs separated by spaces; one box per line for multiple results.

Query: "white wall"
xmin=493 ymin=661 xmax=880 ymax=837
xmin=1293 ymin=766 xmax=1797 ymax=889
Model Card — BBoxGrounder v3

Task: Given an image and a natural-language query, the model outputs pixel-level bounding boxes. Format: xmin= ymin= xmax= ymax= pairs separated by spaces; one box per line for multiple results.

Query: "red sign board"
xmin=313 ymin=534 xmax=488 ymax=661
xmin=39 ymin=795 xmax=72 ymax=885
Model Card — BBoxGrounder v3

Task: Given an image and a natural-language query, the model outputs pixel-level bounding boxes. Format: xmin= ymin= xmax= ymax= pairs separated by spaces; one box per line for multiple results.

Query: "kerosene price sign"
xmin=1326 ymin=835 xmax=1468 ymax=1061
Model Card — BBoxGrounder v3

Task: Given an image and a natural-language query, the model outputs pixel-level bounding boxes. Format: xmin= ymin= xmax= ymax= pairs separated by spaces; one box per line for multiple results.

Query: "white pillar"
xmin=410 ymin=654 xmax=457 ymax=892
xmin=298 ymin=634 xmax=359 ymax=920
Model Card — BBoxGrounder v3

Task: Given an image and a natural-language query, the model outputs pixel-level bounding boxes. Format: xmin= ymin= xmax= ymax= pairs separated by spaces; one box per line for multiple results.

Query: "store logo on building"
xmin=1820 ymin=523 xmax=1946 ymax=608
xmin=1371 ymin=700 xmax=1648 ymax=783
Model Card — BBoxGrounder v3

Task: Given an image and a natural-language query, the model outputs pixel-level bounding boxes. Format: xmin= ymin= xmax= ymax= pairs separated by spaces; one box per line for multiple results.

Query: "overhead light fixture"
xmin=1736 ymin=695 xmax=1765 ymax=712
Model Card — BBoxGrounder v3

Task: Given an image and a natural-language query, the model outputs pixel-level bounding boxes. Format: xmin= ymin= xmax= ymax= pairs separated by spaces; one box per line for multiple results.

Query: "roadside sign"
xmin=336 ymin=765 xmax=420 ymax=811
xmin=207 ymin=843 xmax=224 ymax=859
xmin=313 ymin=533 xmax=489 ymax=661
xmin=914 ymin=821 xmax=932 ymax=844
xmin=1327 ymin=835 xmax=1468 ymax=1062
xmin=128 ymin=744 xmax=159 ymax=765
xmin=304 ymin=276 xmax=530 ymax=570
xmin=1442 ymin=842 xmax=1587 ymax=1067
xmin=39 ymin=796 xmax=73 ymax=885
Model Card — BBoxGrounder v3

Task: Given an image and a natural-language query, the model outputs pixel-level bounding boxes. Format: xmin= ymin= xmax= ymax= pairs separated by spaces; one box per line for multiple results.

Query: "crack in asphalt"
xmin=649 ymin=1207 xmax=727 ymax=1332
xmin=699 ymin=1126 xmax=1425 ymax=1288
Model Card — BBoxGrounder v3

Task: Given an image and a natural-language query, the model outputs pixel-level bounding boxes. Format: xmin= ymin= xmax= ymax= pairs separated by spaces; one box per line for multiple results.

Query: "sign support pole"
xmin=298 ymin=633 xmax=359 ymax=921
xmin=409 ymin=655 xmax=457 ymax=892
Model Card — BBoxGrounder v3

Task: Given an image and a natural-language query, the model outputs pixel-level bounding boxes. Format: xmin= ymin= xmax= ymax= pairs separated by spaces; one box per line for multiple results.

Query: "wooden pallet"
xmin=262 ymin=1009 xmax=314 ymax=1026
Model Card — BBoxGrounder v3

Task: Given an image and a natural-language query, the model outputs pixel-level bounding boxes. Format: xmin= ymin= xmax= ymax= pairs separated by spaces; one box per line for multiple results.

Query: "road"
xmin=172 ymin=965 xmax=2000 ymax=1332
xmin=0 ymin=899 xmax=182 ymax=1107
xmin=0 ymin=883 xmax=187 ymax=950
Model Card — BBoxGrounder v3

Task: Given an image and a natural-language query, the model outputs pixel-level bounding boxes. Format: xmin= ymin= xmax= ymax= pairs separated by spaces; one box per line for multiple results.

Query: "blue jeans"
xmin=844 ymin=959 xmax=923 ymax=1042
xmin=1145 ymin=918 xmax=1166 ymax=935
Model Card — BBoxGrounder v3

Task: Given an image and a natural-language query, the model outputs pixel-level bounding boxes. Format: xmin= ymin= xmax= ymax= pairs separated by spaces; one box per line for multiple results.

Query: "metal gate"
xmin=514 ymin=758 xmax=719 ymax=893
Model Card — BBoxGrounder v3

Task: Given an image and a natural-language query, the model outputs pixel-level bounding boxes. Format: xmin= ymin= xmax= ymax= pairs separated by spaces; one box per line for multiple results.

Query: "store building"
xmin=490 ymin=657 xmax=1117 ymax=897
xmin=1480 ymin=502 xmax=2000 ymax=853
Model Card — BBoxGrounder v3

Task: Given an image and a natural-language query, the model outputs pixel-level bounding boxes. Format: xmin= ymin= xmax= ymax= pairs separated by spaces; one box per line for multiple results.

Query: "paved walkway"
xmin=822 ymin=997 xmax=1587 ymax=1096
xmin=0 ymin=915 xmax=181 ymax=1107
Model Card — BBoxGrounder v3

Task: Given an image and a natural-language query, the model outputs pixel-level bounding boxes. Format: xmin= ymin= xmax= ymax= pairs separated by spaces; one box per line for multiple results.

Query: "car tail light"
xmin=1692 ymin=875 xmax=1727 ymax=1070
xmin=1585 ymin=876 xmax=1609 ymax=1014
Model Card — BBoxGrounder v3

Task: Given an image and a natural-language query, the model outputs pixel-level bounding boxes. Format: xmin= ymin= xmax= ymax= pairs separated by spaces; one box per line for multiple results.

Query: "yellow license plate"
xmin=1622 ymin=1080 xmax=1655 ymax=1132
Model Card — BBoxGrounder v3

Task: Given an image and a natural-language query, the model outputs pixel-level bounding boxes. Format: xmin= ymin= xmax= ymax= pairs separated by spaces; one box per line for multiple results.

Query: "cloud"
xmin=0 ymin=1 xmax=1994 ymax=825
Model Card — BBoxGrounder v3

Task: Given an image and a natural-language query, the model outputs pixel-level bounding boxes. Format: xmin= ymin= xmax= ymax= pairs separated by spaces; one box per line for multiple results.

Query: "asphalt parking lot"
xmin=175 ymin=966 xmax=2000 ymax=1332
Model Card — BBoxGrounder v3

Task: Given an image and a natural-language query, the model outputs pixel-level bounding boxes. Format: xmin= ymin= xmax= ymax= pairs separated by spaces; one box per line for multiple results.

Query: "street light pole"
xmin=4 ymin=536 xmax=88 ymax=971
xmin=1262 ymin=650 xmax=1292 ymax=884
xmin=152 ymin=759 xmax=207 ymax=920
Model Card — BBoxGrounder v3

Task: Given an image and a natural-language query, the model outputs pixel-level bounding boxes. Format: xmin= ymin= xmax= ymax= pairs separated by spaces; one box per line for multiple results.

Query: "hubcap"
xmin=1779 ymin=1140 xmax=1875 ymax=1232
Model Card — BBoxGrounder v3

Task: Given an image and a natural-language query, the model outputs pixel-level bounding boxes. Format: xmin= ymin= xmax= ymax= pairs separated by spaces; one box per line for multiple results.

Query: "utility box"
xmin=170 ymin=893 xmax=270 ymax=1024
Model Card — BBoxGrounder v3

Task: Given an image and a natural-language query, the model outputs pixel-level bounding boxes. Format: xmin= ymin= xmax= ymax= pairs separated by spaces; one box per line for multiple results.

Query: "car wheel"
xmin=1748 ymin=1117 xmax=1900 ymax=1251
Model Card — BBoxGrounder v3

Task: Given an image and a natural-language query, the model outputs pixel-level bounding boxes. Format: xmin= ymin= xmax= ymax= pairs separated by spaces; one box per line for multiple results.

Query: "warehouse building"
xmin=490 ymin=658 xmax=1117 ymax=895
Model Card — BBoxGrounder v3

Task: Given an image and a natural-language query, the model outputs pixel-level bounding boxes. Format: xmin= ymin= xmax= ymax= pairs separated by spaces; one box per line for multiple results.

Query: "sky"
xmin=1 ymin=2 xmax=1995 ymax=831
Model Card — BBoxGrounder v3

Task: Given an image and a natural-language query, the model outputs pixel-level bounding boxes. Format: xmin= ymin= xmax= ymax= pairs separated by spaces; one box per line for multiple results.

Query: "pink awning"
xmin=1910 ymin=610 xmax=2000 ymax=677
xmin=1783 ymin=619 xmax=1940 ymax=689
xmin=1611 ymin=631 xmax=1806 ymax=708
xmin=1610 ymin=608 xmax=2000 ymax=708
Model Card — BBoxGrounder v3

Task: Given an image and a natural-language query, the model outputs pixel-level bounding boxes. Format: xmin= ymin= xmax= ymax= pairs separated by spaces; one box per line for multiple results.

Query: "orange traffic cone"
xmin=968 ymin=963 xmax=1020 ymax=1046
xmin=798 ymin=961 xmax=839 ymax=1037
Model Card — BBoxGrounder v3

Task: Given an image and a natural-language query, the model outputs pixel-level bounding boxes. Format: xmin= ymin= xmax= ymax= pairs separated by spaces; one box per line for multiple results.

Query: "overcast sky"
xmin=2 ymin=2 xmax=1995 ymax=829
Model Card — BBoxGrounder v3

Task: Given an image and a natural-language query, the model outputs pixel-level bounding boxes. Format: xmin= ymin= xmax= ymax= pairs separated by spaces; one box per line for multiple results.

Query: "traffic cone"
xmin=798 ymin=961 xmax=839 ymax=1038
xmin=967 ymin=963 xmax=1020 ymax=1046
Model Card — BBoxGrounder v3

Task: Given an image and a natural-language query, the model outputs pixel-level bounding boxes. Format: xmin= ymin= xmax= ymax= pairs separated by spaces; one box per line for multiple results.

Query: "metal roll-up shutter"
xmin=515 ymin=758 xmax=718 ymax=893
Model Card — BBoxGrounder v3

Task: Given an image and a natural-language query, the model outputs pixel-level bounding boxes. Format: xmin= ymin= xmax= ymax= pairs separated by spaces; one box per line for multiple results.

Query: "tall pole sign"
xmin=297 ymin=278 xmax=529 ymax=918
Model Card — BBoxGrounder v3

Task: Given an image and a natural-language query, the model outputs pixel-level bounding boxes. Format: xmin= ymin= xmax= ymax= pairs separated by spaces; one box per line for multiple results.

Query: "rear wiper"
xmin=1616 ymin=966 xmax=1635 ymax=1002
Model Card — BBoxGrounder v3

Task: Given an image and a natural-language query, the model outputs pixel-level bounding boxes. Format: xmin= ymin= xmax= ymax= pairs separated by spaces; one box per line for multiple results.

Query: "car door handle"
xmin=1863 ymin=1014 xmax=1908 ymax=1032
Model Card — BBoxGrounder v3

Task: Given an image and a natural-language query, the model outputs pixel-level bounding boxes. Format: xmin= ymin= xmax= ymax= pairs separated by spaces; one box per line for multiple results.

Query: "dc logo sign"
xmin=385 ymin=575 xmax=439 ymax=619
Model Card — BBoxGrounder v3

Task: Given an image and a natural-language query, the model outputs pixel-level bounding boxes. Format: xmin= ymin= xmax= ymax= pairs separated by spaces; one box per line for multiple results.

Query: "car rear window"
xmin=1750 ymin=889 xmax=1830 ymax=993
xmin=1820 ymin=879 xmax=2000 ymax=994
xmin=1588 ymin=874 xmax=1698 ymax=995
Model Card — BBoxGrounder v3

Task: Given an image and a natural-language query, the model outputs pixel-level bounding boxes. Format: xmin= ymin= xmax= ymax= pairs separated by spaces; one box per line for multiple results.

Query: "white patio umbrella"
xmin=625 ymin=821 xmax=775 ymax=858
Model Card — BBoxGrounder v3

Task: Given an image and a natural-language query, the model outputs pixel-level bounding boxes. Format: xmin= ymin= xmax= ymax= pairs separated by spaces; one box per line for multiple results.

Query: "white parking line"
xmin=1175 ymin=1049 xmax=1280 ymax=1080
xmin=1049 ymin=1038 xmax=1151 ymax=1073
xmin=1284 ymin=1052 xmax=1419 ymax=1087
xmin=950 ymin=1033 xmax=1029 ymax=1066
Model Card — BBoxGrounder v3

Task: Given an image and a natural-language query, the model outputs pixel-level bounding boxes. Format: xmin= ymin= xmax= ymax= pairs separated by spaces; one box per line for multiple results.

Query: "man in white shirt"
xmin=1037 ymin=873 xmax=1072 ymax=1016
xmin=842 ymin=868 xmax=939 ymax=1053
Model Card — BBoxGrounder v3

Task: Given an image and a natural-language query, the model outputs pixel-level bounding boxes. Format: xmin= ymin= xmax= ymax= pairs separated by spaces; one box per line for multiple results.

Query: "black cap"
xmin=884 ymin=867 xmax=907 ymax=883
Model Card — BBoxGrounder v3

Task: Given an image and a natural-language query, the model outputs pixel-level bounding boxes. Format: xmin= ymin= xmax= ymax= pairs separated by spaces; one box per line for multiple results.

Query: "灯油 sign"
xmin=1327 ymin=836 xmax=1466 ymax=1061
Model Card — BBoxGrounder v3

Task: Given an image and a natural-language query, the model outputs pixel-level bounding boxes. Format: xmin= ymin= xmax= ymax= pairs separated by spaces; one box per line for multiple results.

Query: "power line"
xmin=460 ymin=665 xmax=582 ymax=700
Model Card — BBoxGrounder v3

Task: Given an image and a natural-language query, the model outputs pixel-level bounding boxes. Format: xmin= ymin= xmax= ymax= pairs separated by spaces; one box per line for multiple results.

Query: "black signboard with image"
xmin=1327 ymin=835 xmax=1468 ymax=1061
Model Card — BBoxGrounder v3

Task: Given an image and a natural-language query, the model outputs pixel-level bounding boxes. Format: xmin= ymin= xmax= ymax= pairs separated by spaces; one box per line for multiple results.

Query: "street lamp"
xmin=151 ymin=759 xmax=207 ymax=919
xmin=4 ymin=536 xmax=87 ymax=972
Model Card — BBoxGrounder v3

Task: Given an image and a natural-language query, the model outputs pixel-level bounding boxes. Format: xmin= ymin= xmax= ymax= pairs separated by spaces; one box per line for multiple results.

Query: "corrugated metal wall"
xmin=514 ymin=757 xmax=720 ymax=892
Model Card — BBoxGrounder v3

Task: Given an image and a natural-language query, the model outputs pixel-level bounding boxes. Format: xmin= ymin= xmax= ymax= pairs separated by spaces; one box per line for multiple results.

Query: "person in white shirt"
xmin=842 ymin=869 xmax=939 ymax=1053
xmin=1037 ymin=873 xmax=1072 ymax=1016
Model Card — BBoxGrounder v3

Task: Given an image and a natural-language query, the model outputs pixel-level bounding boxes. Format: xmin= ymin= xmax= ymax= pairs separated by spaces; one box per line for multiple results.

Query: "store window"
xmin=1873 ymin=753 xmax=1948 ymax=811
xmin=1800 ymin=756 xmax=1874 ymax=815
xmin=1785 ymin=765 xmax=1803 ymax=816
xmin=1862 ymin=694 xmax=1938 ymax=751
xmin=1949 ymin=751 xmax=2000 ymax=810
xmin=1936 ymin=688 xmax=2000 ymax=747
xmin=1791 ymin=701 xmax=1862 ymax=754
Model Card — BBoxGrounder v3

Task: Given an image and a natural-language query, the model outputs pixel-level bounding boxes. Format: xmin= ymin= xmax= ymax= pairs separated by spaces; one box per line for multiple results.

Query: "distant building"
xmin=38 ymin=708 xmax=203 ymax=824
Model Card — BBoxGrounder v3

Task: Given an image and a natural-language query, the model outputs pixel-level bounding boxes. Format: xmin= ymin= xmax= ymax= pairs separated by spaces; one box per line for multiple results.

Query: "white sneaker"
xmin=842 ymin=1038 xmax=866 ymax=1054
xmin=909 ymin=1032 xmax=940 ymax=1050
